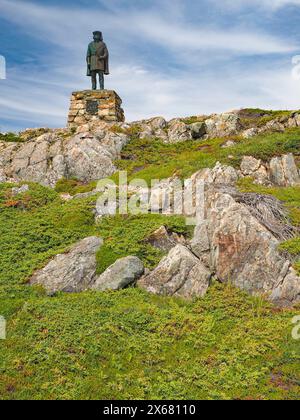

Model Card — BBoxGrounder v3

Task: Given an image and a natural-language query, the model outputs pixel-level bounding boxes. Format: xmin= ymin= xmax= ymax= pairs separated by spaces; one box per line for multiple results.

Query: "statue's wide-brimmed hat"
xmin=93 ymin=31 xmax=102 ymax=36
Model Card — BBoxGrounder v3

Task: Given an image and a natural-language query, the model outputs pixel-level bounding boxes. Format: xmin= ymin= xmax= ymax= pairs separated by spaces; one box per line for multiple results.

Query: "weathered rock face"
xmin=205 ymin=113 xmax=241 ymax=138
xmin=126 ymin=155 xmax=299 ymax=221
xmin=242 ymin=128 xmax=259 ymax=139
xmin=269 ymin=154 xmax=300 ymax=187
xmin=0 ymin=130 xmax=129 ymax=187
xmin=30 ymin=237 xmax=103 ymax=295
xmin=145 ymin=226 xmax=186 ymax=252
xmin=240 ymin=156 xmax=270 ymax=186
xmin=270 ymin=268 xmax=300 ymax=307
xmin=137 ymin=245 xmax=211 ymax=298
xmin=92 ymin=256 xmax=144 ymax=291
xmin=167 ymin=119 xmax=192 ymax=143
xmin=191 ymin=189 xmax=300 ymax=307
xmin=123 ymin=110 xmax=300 ymax=143
xmin=11 ymin=184 xmax=29 ymax=196
xmin=191 ymin=162 xmax=239 ymax=186
xmin=136 ymin=117 xmax=168 ymax=140
xmin=190 ymin=122 xmax=207 ymax=139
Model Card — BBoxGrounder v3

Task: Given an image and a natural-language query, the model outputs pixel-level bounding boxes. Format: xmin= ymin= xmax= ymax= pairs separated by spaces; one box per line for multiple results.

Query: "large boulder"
xmin=205 ymin=113 xmax=241 ymax=138
xmin=137 ymin=245 xmax=212 ymax=298
xmin=190 ymin=162 xmax=239 ymax=186
xmin=191 ymin=188 xmax=300 ymax=307
xmin=242 ymin=128 xmax=259 ymax=139
xmin=240 ymin=156 xmax=270 ymax=185
xmin=129 ymin=176 xmax=182 ymax=215
xmin=270 ymin=268 xmax=300 ymax=307
xmin=150 ymin=117 xmax=167 ymax=131
xmin=129 ymin=117 xmax=167 ymax=140
xmin=167 ymin=119 xmax=192 ymax=143
xmin=64 ymin=133 xmax=116 ymax=182
xmin=0 ymin=129 xmax=129 ymax=187
xmin=190 ymin=122 xmax=207 ymax=139
xmin=145 ymin=226 xmax=186 ymax=252
xmin=30 ymin=237 xmax=103 ymax=295
xmin=92 ymin=256 xmax=144 ymax=291
xmin=269 ymin=154 xmax=300 ymax=187
xmin=7 ymin=133 xmax=65 ymax=187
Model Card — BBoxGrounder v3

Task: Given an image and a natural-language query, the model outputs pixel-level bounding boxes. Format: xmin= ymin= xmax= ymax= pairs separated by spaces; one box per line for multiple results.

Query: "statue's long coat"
xmin=86 ymin=41 xmax=109 ymax=75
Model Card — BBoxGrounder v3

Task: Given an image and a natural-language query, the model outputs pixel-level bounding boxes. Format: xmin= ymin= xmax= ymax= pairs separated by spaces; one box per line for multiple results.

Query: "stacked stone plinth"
xmin=68 ymin=90 xmax=125 ymax=129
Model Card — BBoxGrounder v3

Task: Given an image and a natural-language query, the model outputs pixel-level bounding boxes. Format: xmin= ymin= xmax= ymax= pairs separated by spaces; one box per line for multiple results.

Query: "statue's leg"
xmin=91 ymin=71 xmax=97 ymax=90
xmin=99 ymin=72 xmax=104 ymax=90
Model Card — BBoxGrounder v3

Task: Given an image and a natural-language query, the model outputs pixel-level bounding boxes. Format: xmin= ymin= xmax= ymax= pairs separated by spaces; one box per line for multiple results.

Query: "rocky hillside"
xmin=0 ymin=108 xmax=299 ymax=186
xmin=0 ymin=108 xmax=299 ymax=400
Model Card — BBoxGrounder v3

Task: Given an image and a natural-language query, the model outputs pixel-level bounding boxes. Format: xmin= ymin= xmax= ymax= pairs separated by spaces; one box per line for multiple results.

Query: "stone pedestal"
xmin=68 ymin=90 xmax=125 ymax=129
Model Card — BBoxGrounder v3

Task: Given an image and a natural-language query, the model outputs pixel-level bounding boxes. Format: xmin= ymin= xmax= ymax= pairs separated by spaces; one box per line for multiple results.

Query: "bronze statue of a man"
xmin=86 ymin=31 xmax=109 ymax=90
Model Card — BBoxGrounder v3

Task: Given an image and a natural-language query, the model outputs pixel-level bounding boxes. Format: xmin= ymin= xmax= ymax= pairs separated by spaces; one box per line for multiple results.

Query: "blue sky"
xmin=1 ymin=0 xmax=300 ymax=132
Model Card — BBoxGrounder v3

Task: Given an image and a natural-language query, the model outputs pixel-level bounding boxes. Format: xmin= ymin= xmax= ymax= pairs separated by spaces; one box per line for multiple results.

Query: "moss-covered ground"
xmin=0 ymin=125 xmax=300 ymax=400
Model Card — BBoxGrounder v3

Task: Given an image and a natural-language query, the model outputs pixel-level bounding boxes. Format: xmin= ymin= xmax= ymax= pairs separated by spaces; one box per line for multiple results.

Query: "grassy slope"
xmin=114 ymin=128 xmax=300 ymax=184
xmin=0 ymin=126 xmax=300 ymax=400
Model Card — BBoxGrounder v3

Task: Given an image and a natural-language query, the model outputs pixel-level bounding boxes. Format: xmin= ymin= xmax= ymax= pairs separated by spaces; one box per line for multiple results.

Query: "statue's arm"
xmin=86 ymin=44 xmax=91 ymax=64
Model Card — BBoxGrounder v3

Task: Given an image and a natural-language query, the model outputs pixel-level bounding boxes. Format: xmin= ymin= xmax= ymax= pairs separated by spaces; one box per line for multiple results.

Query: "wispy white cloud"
xmin=0 ymin=0 xmax=295 ymax=54
xmin=208 ymin=0 xmax=300 ymax=10
xmin=0 ymin=0 xmax=299 ymax=131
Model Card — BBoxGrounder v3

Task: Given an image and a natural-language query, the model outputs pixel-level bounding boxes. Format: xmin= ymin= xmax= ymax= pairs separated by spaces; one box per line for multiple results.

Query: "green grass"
xmin=0 ymin=184 xmax=96 ymax=288
xmin=0 ymin=182 xmax=299 ymax=400
xmin=0 ymin=183 xmax=188 ymax=288
xmin=55 ymin=178 xmax=97 ymax=196
xmin=1 ymin=122 xmax=300 ymax=400
xmin=239 ymin=109 xmax=293 ymax=129
xmin=0 ymin=132 xmax=23 ymax=143
xmin=115 ymin=129 xmax=300 ymax=185
xmin=181 ymin=116 xmax=207 ymax=125
xmin=95 ymin=214 xmax=191 ymax=274
xmin=0 ymin=284 xmax=299 ymax=400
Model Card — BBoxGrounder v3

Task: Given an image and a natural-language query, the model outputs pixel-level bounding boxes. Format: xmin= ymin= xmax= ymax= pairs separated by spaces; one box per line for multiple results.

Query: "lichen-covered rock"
xmin=205 ymin=113 xmax=241 ymax=138
xmin=92 ymin=256 xmax=144 ymax=291
xmin=242 ymin=128 xmax=259 ymax=139
xmin=150 ymin=117 xmax=167 ymax=131
xmin=240 ymin=156 xmax=270 ymax=185
xmin=190 ymin=122 xmax=207 ymax=139
xmin=11 ymin=184 xmax=29 ymax=196
xmin=191 ymin=162 xmax=239 ymax=186
xmin=191 ymin=188 xmax=300 ymax=307
xmin=139 ymin=124 xmax=154 ymax=139
xmin=128 ymin=117 xmax=168 ymax=140
xmin=129 ymin=177 xmax=182 ymax=215
xmin=167 ymin=120 xmax=192 ymax=143
xmin=0 ymin=169 xmax=6 ymax=183
xmin=240 ymin=156 xmax=261 ymax=175
xmin=269 ymin=154 xmax=300 ymax=187
xmin=145 ymin=226 xmax=186 ymax=252
xmin=0 ymin=130 xmax=130 ymax=187
xmin=222 ymin=140 xmax=236 ymax=148
xmin=263 ymin=120 xmax=285 ymax=133
xmin=270 ymin=268 xmax=300 ymax=307
xmin=30 ymin=237 xmax=103 ymax=295
xmin=137 ymin=245 xmax=212 ymax=298
xmin=64 ymin=134 xmax=116 ymax=182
